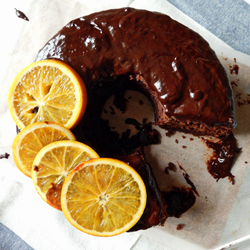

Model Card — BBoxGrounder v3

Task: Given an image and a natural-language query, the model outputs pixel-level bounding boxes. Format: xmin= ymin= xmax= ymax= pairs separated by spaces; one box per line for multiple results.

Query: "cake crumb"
xmin=176 ymin=224 xmax=185 ymax=230
xmin=164 ymin=162 xmax=177 ymax=174
xmin=175 ymin=139 xmax=179 ymax=144
xmin=229 ymin=64 xmax=239 ymax=75
xmin=165 ymin=129 xmax=175 ymax=137
xmin=33 ymin=165 xmax=39 ymax=172
xmin=0 ymin=153 xmax=10 ymax=159
xmin=231 ymin=81 xmax=238 ymax=87
xmin=182 ymin=145 xmax=187 ymax=149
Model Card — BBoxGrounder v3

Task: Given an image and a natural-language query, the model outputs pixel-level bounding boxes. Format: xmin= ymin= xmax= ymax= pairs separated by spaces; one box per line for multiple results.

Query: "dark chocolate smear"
xmin=15 ymin=8 xmax=29 ymax=21
xmin=162 ymin=187 xmax=196 ymax=218
xmin=16 ymin=126 xmax=21 ymax=134
xmin=0 ymin=153 xmax=10 ymax=159
xmin=205 ymin=132 xmax=241 ymax=184
xmin=183 ymin=173 xmax=199 ymax=196
xmin=178 ymin=163 xmax=199 ymax=196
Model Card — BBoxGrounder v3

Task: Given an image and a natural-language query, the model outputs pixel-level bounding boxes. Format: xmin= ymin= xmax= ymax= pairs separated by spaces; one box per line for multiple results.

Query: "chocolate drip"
xmin=205 ymin=132 xmax=241 ymax=184
xmin=119 ymin=149 xmax=168 ymax=230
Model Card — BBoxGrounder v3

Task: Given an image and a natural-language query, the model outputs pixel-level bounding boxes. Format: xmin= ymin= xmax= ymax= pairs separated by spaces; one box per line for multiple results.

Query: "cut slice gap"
xmin=101 ymin=90 xmax=154 ymax=138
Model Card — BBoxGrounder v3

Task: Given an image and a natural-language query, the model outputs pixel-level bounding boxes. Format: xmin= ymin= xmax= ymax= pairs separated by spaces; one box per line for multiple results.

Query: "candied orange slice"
xmin=8 ymin=60 xmax=87 ymax=129
xmin=61 ymin=158 xmax=147 ymax=236
xmin=12 ymin=121 xmax=76 ymax=177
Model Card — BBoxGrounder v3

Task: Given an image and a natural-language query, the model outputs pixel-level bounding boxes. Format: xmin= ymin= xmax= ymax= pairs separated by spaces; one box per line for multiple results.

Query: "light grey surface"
xmin=167 ymin=0 xmax=250 ymax=55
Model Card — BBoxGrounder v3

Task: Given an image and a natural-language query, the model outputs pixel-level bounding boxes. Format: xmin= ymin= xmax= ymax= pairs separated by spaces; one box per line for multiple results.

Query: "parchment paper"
xmin=1 ymin=0 xmax=250 ymax=249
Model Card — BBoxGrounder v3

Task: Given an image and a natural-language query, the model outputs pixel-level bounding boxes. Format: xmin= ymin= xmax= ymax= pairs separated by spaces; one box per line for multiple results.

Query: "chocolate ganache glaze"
xmin=35 ymin=8 xmax=237 ymax=230
xmin=36 ymin=7 xmax=236 ymax=137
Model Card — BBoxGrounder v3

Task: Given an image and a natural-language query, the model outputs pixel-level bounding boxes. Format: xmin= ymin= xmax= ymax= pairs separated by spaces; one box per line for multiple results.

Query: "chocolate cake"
xmin=35 ymin=8 xmax=236 ymax=230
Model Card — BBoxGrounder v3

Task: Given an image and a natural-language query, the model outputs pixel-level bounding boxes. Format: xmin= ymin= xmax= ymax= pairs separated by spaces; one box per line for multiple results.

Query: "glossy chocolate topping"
xmin=205 ymin=132 xmax=241 ymax=184
xmin=36 ymin=8 xmax=236 ymax=135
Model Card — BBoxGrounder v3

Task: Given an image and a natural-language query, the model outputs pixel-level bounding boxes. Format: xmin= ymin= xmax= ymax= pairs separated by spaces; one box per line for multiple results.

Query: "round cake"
xmin=35 ymin=8 xmax=236 ymax=231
